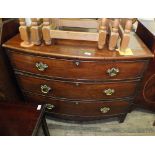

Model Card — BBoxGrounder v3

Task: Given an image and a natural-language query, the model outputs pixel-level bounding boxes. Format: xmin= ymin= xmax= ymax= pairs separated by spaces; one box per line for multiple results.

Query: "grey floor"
xmin=39 ymin=109 xmax=155 ymax=136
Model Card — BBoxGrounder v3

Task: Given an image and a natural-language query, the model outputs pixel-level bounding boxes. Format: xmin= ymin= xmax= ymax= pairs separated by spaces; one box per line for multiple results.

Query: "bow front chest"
xmin=3 ymin=33 xmax=153 ymax=122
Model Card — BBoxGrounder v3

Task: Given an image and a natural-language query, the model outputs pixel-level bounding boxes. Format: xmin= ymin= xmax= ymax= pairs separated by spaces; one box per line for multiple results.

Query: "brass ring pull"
xmin=36 ymin=62 xmax=48 ymax=71
xmin=107 ymin=68 xmax=119 ymax=77
xmin=100 ymin=107 xmax=110 ymax=113
xmin=104 ymin=88 xmax=115 ymax=96
xmin=46 ymin=104 xmax=55 ymax=110
xmin=41 ymin=85 xmax=51 ymax=94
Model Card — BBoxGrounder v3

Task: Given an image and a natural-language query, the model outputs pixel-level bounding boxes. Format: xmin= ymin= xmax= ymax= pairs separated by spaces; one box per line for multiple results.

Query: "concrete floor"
xmin=39 ymin=109 xmax=155 ymax=136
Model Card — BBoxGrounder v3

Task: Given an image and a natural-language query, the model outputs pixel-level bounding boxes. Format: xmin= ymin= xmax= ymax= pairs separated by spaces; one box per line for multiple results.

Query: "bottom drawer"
xmin=24 ymin=93 xmax=131 ymax=117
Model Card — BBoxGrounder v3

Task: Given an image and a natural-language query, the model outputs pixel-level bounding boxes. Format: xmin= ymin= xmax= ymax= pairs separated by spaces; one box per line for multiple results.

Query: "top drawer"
xmin=7 ymin=50 xmax=147 ymax=81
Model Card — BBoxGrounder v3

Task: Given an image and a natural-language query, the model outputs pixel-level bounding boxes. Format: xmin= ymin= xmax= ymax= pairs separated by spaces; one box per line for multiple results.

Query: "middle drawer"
xmin=16 ymin=73 xmax=138 ymax=100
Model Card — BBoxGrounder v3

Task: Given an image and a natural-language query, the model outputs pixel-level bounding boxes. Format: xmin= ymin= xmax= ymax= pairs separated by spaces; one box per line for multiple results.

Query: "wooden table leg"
xmin=128 ymin=104 xmax=135 ymax=113
xmin=41 ymin=116 xmax=50 ymax=136
xmin=119 ymin=114 xmax=127 ymax=123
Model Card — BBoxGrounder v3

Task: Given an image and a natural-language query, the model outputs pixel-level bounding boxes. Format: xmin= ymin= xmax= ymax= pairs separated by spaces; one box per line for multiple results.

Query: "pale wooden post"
xmin=98 ymin=18 xmax=107 ymax=49
xmin=42 ymin=18 xmax=52 ymax=45
xmin=120 ymin=19 xmax=132 ymax=50
xmin=30 ymin=18 xmax=42 ymax=45
xmin=52 ymin=18 xmax=60 ymax=29
xmin=109 ymin=19 xmax=119 ymax=50
xmin=19 ymin=18 xmax=33 ymax=47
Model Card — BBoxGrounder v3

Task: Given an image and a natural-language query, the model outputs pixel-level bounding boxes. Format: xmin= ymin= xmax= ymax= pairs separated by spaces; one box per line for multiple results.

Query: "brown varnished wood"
xmin=0 ymin=102 xmax=44 ymax=136
xmin=24 ymin=92 xmax=130 ymax=117
xmin=16 ymin=73 xmax=138 ymax=100
xmin=3 ymin=34 xmax=153 ymax=60
xmin=136 ymin=20 xmax=155 ymax=52
xmin=0 ymin=19 xmax=19 ymax=44
xmin=0 ymin=19 xmax=20 ymax=101
xmin=7 ymin=50 xmax=147 ymax=81
xmin=135 ymin=20 xmax=155 ymax=111
xmin=2 ymin=29 xmax=153 ymax=122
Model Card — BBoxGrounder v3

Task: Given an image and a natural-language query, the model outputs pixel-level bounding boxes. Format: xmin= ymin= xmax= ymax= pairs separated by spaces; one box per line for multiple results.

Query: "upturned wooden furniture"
xmin=0 ymin=19 xmax=20 ymax=101
xmin=0 ymin=102 xmax=50 ymax=136
xmin=135 ymin=20 xmax=155 ymax=111
xmin=3 ymin=30 xmax=153 ymax=122
xmin=19 ymin=18 xmax=133 ymax=51
xmin=42 ymin=18 xmax=108 ymax=50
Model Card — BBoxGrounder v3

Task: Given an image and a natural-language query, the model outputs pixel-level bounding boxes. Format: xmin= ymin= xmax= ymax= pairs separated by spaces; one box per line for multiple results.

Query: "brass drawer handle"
xmin=41 ymin=85 xmax=51 ymax=94
xmin=104 ymin=88 xmax=115 ymax=96
xmin=36 ymin=62 xmax=48 ymax=71
xmin=107 ymin=68 xmax=119 ymax=77
xmin=46 ymin=104 xmax=55 ymax=110
xmin=100 ymin=107 xmax=110 ymax=113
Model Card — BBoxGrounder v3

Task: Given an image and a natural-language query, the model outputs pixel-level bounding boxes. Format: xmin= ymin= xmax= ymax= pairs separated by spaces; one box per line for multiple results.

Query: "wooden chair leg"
xmin=119 ymin=19 xmax=132 ymax=51
xmin=108 ymin=19 xmax=119 ymax=50
xmin=19 ymin=18 xmax=33 ymax=47
xmin=98 ymin=18 xmax=107 ymax=49
xmin=31 ymin=18 xmax=42 ymax=45
xmin=41 ymin=116 xmax=50 ymax=136
xmin=42 ymin=18 xmax=52 ymax=45
xmin=128 ymin=104 xmax=135 ymax=113
xmin=119 ymin=114 xmax=127 ymax=123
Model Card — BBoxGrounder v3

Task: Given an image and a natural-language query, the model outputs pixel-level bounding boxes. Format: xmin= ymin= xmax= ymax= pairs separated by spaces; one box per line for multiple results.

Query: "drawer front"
xmin=24 ymin=93 xmax=130 ymax=117
xmin=17 ymin=73 xmax=138 ymax=100
xmin=8 ymin=51 xmax=147 ymax=81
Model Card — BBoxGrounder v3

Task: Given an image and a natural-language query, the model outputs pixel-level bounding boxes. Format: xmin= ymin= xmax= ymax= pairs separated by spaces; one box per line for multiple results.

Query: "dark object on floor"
xmin=0 ymin=102 xmax=50 ymax=136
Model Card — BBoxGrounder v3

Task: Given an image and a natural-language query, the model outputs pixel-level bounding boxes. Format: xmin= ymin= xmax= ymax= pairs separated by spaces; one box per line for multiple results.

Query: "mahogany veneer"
xmin=136 ymin=20 xmax=155 ymax=110
xmin=16 ymin=73 xmax=138 ymax=100
xmin=3 ymin=33 xmax=153 ymax=122
xmin=24 ymin=93 xmax=131 ymax=121
xmin=0 ymin=102 xmax=50 ymax=136
xmin=7 ymin=50 xmax=147 ymax=81
xmin=0 ymin=19 xmax=20 ymax=101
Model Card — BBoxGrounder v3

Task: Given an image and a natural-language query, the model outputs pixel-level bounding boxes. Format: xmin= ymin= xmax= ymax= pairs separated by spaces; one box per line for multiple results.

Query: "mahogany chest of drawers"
xmin=3 ymin=33 xmax=153 ymax=122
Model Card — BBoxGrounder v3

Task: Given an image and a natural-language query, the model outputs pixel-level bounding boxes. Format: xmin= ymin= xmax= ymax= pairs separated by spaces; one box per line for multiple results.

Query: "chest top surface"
xmin=3 ymin=33 xmax=153 ymax=60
